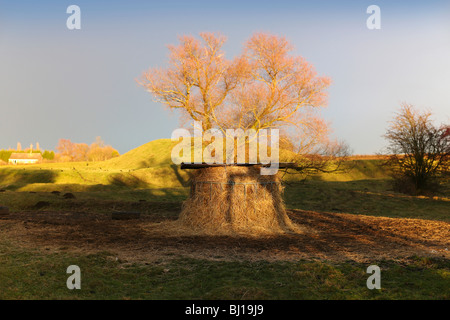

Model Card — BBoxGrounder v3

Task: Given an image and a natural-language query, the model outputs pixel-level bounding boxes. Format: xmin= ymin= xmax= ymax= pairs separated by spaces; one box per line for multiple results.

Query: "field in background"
xmin=1 ymin=139 xmax=448 ymax=220
xmin=0 ymin=139 xmax=449 ymax=299
xmin=0 ymin=139 xmax=396 ymax=191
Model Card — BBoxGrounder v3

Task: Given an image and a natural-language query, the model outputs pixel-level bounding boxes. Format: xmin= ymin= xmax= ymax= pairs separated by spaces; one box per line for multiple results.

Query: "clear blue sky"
xmin=1 ymin=0 xmax=449 ymax=154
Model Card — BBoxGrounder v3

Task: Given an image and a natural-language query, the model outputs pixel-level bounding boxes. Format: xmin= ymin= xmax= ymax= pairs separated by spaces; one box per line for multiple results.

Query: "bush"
xmin=384 ymin=104 xmax=449 ymax=194
xmin=0 ymin=150 xmax=12 ymax=163
xmin=42 ymin=150 xmax=55 ymax=160
xmin=392 ymin=174 xmax=442 ymax=196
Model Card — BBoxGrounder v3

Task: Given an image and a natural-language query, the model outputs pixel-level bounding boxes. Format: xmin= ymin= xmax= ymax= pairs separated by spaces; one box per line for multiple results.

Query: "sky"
xmin=0 ymin=0 xmax=449 ymax=155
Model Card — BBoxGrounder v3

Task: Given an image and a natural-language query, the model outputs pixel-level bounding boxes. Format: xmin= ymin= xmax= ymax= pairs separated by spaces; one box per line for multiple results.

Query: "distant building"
xmin=8 ymin=153 xmax=42 ymax=165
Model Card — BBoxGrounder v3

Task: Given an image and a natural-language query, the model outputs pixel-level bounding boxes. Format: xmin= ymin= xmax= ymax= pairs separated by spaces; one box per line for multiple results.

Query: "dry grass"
xmin=345 ymin=155 xmax=390 ymax=160
xmin=178 ymin=166 xmax=300 ymax=235
xmin=2 ymin=209 xmax=449 ymax=264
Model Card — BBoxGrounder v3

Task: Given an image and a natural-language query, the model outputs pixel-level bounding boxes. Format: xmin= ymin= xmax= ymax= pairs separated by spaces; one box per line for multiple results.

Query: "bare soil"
xmin=1 ymin=209 xmax=448 ymax=263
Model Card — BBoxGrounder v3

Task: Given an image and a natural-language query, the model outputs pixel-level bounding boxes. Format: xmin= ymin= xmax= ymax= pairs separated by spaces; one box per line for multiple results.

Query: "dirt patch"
xmin=1 ymin=209 xmax=448 ymax=263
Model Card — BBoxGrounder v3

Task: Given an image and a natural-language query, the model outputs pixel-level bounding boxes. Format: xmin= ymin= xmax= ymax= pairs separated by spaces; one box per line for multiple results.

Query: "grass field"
xmin=1 ymin=241 xmax=448 ymax=300
xmin=0 ymin=139 xmax=449 ymax=300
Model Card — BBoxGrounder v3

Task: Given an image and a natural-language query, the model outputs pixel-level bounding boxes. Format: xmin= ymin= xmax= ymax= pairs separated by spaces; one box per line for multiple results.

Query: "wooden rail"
xmin=180 ymin=162 xmax=297 ymax=169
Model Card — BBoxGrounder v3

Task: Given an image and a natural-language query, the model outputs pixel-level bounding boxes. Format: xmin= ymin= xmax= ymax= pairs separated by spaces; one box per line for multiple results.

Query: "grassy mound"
xmin=0 ymin=137 xmax=393 ymax=192
xmin=104 ymin=139 xmax=175 ymax=170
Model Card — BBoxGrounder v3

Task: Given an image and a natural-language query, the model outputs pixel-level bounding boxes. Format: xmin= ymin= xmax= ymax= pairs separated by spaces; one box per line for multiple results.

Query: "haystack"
xmin=178 ymin=165 xmax=298 ymax=235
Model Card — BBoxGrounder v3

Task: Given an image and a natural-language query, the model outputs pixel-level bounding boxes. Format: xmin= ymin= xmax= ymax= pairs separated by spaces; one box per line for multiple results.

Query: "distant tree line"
xmin=55 ymin=136 xmax=119 ymax=162
xmin=0 ymin=137 xmax=119 ymax=164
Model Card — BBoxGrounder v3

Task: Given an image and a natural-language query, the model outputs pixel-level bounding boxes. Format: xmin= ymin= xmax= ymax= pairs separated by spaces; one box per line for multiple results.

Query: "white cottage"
xmin=8 ymin=153 xmax=42 ymax=165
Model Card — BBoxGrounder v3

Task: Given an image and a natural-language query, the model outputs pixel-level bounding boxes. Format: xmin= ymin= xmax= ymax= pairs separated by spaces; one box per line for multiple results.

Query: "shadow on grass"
xmin=170 ymin=164 xmax=193 ymax=187
xmin=0 ymin=167 xmax=58 ymax=191
xmin=108 ymin=173 xmax=149 ymax=188
xmin=2 ymin=164 xmax=448 ymax=222
xmin=303 ymin=159 xmax=391 ymax=182
xmin=283 ymin=179 xmax=450 ymax=221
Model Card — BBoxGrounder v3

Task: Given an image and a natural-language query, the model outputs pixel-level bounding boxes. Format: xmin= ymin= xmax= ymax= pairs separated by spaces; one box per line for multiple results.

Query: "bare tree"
xmin=222 ymin=33 xmax=330 ymax=135
xmin=88 ymin=136 xmax=119 ymax=161
xmin=384 ymin=103 xmax=450 ymax=193
xmin=138 ymin=32 xmax=247 ymax=132
xmin=56 ymin=139 xmax=88 ymax=162
xmin=138 ymin=32 xmax=331 ymax=138
xmin=138 ymin=31 xmax=350 ymax=178
xmin=56 ymin=139 xmax=75 ymax=162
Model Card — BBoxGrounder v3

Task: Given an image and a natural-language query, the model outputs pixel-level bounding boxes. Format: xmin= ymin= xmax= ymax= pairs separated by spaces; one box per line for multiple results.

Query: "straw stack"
xmin=178 ymin=166 xmax=298 ymax=235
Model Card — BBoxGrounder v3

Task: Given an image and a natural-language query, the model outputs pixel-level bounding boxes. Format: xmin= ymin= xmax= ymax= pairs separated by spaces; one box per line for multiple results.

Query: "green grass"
xmin=0 ymin=139 xmax=392 ymax=191
xmin=0 ymin=152 xmax=448 ymax=221
xmin=2 ymin=177 xmax=448 ymax=221
xmin=104 ymin=139 xmax=176 ymax=169
xmin=0 ymin=140 xmax=449 ymax=300
xmin=0 ymin=236 xmax=448 ymax=300
xmin=284 ymin=179 xmax=450 ymax=221
xmin=0 ymin=138 xmax=392 ymax=191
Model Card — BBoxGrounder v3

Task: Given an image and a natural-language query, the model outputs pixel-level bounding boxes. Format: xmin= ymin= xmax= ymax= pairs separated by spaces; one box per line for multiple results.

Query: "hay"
xmin=178 ymin=166 xmax=299 ymax=235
